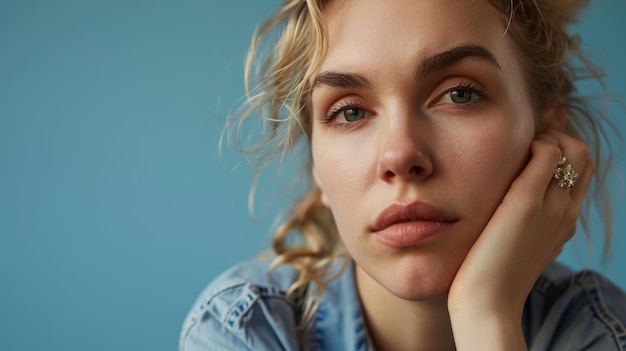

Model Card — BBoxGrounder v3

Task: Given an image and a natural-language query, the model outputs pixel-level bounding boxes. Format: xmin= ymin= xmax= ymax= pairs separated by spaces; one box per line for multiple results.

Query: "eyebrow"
xmin=313 ymin=44 xmax=501 ymax=90
xmin=415 ymin=44 xmax=501 ymax=80
xmin=313 ymin=71 xmax=371 ymax=89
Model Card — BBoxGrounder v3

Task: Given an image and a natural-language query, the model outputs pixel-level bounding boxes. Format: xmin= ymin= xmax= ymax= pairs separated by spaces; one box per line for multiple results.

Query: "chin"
xmin=384 ymin=275 xmax=453 ymax=302
xmin=371 ymin=253 xmax=461 ymax=301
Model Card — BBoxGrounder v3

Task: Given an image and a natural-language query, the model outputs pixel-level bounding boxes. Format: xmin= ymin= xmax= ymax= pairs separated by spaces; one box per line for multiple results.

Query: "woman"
xmin=180 ymin=0 xmax=626 ymax=350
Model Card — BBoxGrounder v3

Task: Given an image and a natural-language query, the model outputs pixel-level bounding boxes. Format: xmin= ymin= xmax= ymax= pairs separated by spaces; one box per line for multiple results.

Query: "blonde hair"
xmin=227 ymin=0 xmax=620 ymax=339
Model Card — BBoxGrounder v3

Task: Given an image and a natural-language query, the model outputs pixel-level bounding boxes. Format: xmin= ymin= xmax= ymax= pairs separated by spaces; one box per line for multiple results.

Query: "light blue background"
xmin=1 ymin=1 xmax=624 ymax=350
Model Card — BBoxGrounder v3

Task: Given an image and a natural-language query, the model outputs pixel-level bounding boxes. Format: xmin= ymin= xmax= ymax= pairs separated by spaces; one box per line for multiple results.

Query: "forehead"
xmin=320 ymin=0 xmax=511 ymax=72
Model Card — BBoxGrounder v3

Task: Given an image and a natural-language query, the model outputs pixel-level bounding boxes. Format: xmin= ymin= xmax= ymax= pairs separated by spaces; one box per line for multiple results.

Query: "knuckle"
xmin=564 ymin=206 xmax=580 ymax=224
xmin=535 ymin=133 xmax=559 ymax=146
xmin=570 ymin=143 xmax=591 ymax=163
xmin=545 ymin=144 xmax=562 ymax=162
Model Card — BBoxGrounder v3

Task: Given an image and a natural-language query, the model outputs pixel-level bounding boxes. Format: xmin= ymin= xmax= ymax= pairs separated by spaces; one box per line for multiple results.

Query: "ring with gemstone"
xmin=554 ymin=158 xmax=578 ymax=188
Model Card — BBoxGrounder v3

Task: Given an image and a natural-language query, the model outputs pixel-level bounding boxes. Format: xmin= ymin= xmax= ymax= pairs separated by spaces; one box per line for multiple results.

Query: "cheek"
xmin=313 ymin=159 xmax=364 ymax=213
xmin=478 ymin=130 xmax=530 ymax=175
xmin=311 ymin=140 xmax=380 ymax=244
xmin=311 ymin=138 xmax=373 ymax=207
xmin=453 ymin=120 xmax=534 ymax=209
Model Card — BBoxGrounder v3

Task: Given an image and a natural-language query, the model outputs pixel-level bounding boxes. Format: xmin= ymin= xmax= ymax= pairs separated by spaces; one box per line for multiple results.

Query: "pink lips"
xmin=370 ymin=201 xmax=458 ymax=247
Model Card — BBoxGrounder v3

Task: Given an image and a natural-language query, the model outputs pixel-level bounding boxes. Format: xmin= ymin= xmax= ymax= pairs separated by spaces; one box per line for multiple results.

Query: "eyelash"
xmin=320 ymin=99 xmax=369 ymax=124
xmin=319 ymin=81 xmax=488 ymax=125
xmin=441 ymin=81 xmax=487 ymax=105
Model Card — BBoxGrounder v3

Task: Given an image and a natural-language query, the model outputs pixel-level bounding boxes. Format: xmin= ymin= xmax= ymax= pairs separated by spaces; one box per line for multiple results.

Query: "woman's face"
xmin=310 ymin=0 xmax=539 ymax=300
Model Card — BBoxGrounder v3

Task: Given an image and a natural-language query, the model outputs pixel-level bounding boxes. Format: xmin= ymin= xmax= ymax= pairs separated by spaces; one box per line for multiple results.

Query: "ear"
xmin=312 ymin=166 xmax=331 ymax=208
xmin=540 ymin=103 xmax=566 ymax=130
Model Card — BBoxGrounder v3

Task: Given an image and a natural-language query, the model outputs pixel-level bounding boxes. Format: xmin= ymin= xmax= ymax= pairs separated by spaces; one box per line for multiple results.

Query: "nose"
xmin=377 ymin=114 xmax=433 ymax=183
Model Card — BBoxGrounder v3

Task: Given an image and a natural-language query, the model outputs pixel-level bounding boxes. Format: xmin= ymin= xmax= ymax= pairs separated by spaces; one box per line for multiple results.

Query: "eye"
xmin=438 ymin=83 xmax=486 ymax=105
xmin=321 ymin=99 xmax=373 ymax=126
xmin=446 ymin=89 xmax=472 ymax=103
xmin=342 ymin=108 xmax=366 ymax=122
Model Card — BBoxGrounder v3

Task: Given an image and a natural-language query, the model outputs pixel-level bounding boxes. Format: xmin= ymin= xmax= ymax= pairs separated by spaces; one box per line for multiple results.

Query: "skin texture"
xmin=310 ymin=0 xmax=593 ymax=350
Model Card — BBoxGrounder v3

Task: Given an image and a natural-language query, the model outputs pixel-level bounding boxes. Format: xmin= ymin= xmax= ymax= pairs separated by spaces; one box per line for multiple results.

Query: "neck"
xmin=355 ymin=265 xmax=456 ymax=351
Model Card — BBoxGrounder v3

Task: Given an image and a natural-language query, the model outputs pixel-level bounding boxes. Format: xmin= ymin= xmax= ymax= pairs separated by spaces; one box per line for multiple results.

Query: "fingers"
xmin=544 ymin=129 xmax=594 ymax=201
xmin=514 ymin=133 xmax=562 ymax=203
xmin=540 ymin=129 xmax=593 ymax=245
xmin=570 ymin=159 xmax=595 ymax=201
xmin=500 ymin=130 xmax=592 ymax=280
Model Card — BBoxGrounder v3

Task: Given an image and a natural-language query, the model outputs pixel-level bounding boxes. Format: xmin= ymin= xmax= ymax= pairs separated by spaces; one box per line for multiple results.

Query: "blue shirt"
xmin=179 ymin=259 xmax=626 ymax=350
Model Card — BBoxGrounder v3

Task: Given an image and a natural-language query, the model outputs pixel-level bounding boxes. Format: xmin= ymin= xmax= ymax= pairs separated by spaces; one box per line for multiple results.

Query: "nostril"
xmin=409 ymin=165 xmax=421 ymax=175
xmin=384 ymin=166 xmax=421 ymax=179
xmin=378 ymin=146 xmax=433 ymax=182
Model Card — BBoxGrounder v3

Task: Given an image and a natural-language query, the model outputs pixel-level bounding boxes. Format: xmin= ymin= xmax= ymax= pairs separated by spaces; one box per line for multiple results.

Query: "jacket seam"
xmin=181 ymin=282 xmax=292 ymax=351
xmin=582 ymin=273 xmax=626 ymax=350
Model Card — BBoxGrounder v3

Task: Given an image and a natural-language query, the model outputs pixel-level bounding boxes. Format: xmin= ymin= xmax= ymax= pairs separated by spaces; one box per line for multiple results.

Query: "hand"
xmin=447 ymin=129 xmax=594 ymax=349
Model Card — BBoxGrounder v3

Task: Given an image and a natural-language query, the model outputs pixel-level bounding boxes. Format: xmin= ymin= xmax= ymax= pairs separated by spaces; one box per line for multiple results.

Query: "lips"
xmin=370 ymin=201 xmax=458 ymax=247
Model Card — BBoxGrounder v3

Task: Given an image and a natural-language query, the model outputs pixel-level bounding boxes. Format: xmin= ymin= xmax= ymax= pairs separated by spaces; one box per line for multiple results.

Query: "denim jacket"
xmin=179 ymin=259 xmax=626 ymax=350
